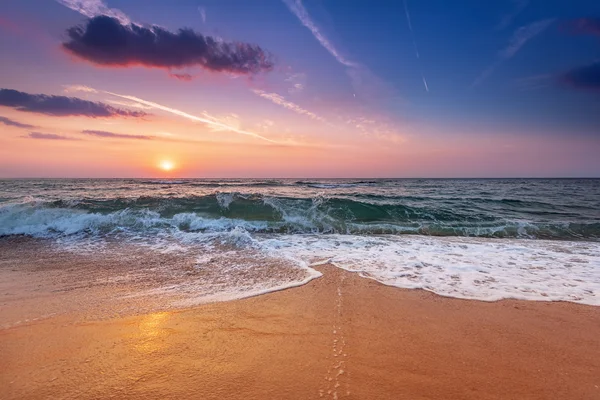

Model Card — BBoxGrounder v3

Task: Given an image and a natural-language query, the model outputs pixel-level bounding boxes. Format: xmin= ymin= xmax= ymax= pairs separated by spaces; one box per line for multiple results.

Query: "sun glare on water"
xmin=159 ymin=160 xmax=175 ymax=172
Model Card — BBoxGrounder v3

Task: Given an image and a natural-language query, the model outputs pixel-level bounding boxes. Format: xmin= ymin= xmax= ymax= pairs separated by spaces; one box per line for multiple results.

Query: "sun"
xmin=158 ymin=160 xmax=175 ymax=172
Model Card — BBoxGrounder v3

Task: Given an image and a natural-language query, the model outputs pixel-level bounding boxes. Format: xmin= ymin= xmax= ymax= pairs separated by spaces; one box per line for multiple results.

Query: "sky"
xmin=0 ymin=0 xmax=599 ymax=178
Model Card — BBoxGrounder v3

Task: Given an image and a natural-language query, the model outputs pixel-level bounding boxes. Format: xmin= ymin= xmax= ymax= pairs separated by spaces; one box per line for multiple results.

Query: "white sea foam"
xmin=256 ymin=234 xmax=600 ymax=305
xmin=215 ymin=192 xmax=236 ymax=209
xmin=0 ymin=202 xmax=271 ymax=237
xmin=2 ymin=200 xmax=599 ymax=306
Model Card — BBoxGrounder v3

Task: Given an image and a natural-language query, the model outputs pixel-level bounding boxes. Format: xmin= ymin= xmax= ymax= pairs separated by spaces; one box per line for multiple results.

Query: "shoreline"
xmin=2 ymin=265 xmax=600 ymax=399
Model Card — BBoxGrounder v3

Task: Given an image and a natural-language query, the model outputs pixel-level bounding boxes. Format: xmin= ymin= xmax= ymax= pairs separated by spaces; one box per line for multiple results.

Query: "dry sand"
xmin=1 ymin=265 xmax=600 ymax=400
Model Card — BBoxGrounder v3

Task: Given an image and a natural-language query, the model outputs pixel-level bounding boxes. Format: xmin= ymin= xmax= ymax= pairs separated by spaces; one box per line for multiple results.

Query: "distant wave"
xmin=1 ymin=193 xmax=598 ymax=240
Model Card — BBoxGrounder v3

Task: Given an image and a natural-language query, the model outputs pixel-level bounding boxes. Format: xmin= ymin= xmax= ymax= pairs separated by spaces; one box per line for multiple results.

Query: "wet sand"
xmin=1 ymin=265 xmax=600 ymax=400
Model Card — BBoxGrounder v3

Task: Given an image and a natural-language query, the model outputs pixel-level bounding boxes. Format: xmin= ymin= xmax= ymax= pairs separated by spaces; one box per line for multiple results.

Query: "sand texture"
xmin=2 ymin=265 xmax=600 ymax=400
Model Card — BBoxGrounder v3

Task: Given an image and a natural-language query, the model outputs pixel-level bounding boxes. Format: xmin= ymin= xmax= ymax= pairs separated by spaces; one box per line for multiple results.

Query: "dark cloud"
xmin=62 ymin=16 xmax=274 ymax=76
xmin=0 ymin=115 xmax=35 ymax=129
xmin=560 ymin=62 xmax=600 ymax=91
xmin=24 ymin=132 xmax=79 ymax=140
xmin=0 ymin=88 xmax=148 ymax=118
xmin=563 ymin=18 xmax=600 ymax=36
xmin=558 ymin=19 xmax=600 ymax=91
xmin=82 ymin=129 xmax=153 ymax=140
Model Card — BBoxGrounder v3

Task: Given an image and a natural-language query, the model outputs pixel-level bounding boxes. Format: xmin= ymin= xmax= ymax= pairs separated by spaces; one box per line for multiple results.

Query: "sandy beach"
xmin=2 ymin=264 xmax=599 ymax=400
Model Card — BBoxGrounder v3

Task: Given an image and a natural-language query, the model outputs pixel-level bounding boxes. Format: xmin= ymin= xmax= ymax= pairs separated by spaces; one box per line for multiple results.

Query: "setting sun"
xmin=158 ymin=160 xmax=175 ymax=172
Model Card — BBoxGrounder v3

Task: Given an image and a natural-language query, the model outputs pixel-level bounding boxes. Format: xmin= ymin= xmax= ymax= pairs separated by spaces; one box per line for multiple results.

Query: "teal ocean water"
xmin=1 ymin=178 xmax=599 ymax=306
xmin=1 ymin=178 xmax=599 ymax=239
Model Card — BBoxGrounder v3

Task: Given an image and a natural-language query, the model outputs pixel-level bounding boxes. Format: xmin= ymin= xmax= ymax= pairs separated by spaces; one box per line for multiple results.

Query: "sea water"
xmin=1 ymin=178 xmax=599 ymax=308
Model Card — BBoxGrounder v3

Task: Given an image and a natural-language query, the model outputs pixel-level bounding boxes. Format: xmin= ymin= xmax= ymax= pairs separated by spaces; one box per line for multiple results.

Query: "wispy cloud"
xmin=473 ymin=18 xmax=555 ymax=86
xmin=62 ymin=16 xmax=274 ymax=77
xmin=198 ymin=6 xmax=207 ymax=23
xmin=0 ymin=88 xmax=148 ymax=118
xmin=282 ymin=0 xmax=355 ymax=68
xmin=496 ymin=0 xmax=529 ymax=31
xmin=24 ymin=131 xmax=79 ymax=140
xmin=65 ymin=85 xmax=287 ymax=144
xmin=62 ymin=84 xmax=98 ymax=94
xmin=105 ymin=99 xmax=154 ymax=110
xmin=285 ymin=72 xmax=306 ymax=95
xmin=82 ymin=129 xmax=152 ymax=140
xmin=56 ymin=0 xmax=131 ymax=24
xmin=0 ymin=115 xmax=35 ymax=129
xmin=513 ymin=73 xmax=553 ymax=91
xmin=169 ymin=73 xmax=194 ymax=81
xmin=252 ymin=89 xmax=326 ymax=122
xmin=282 ymin=0 xmax=393 ymax=101
xmin=501 ymin=19 xmax=555 ymax=59
xmin=347 ymin=116 xmax=405 ymax=142
xmin=100 ymin=90 xmax=278 ymax=143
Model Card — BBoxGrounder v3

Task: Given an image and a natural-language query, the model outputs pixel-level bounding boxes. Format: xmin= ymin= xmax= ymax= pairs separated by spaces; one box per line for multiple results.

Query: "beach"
xmin=1 ymin=179 xmax=599 ymax=399
xmin=2 ymin=264 xmax=599 ymax=400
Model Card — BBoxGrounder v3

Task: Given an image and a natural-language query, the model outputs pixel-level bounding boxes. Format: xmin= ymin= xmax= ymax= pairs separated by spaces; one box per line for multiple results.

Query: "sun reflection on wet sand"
xmin=133 ymin=312 xmax=171 ymax=354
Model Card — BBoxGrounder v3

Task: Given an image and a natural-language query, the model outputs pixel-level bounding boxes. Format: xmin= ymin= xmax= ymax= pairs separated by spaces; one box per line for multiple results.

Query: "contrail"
xmin=403 ymin=0 xmax=428 ymax=92
xmin=104 ymin=91 xmax=280 ymax=144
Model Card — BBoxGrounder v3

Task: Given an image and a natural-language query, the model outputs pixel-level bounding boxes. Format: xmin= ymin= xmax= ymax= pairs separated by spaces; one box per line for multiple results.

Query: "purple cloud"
xmin=169 ymin=73 xmax=194 ymax=81
xmin=558 ymin=19 xmax=600 ymax=92
xmin=62 ymin=16 xmax=274 ymax=76
xmin=82 ymin=129 xmax=153 ymax=140
xmin=0 ymin=115 xmax=35 ymax=129
xmin=560 ymin=62 xmax=600 ymax=91
xmin=24 ymin=132 xmax=79 ymax=140
xmin=0 ymin=88 xmax=148 ymax=118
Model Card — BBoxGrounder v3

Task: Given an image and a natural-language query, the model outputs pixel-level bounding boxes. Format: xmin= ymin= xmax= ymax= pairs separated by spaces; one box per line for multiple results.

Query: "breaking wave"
xmin=1 ymin=193 xmax=598 ymax=239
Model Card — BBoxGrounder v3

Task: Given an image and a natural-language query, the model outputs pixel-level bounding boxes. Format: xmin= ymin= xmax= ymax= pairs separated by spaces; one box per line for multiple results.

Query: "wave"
xmin=294 ymin=180 xmax=382 ymax=189
xmin=1 ymin=193 xmax=599 ymax=240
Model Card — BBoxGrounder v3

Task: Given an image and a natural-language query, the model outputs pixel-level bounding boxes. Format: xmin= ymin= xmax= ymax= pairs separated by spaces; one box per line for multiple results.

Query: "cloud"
xmin=55 ymin=0 xmax=131 ymax=24
xmin=473 ymin=19 xmax=555 ymax=86
xmin=285 ymin=72 xmax=306 ymax=95
xmin=473 ymin=65 xmax=498 ymax=87
xmin=496 ymin=0 xmax=529 ymax=31
xmin=105 ymin=99 xmax=154 ymax=110
xmin=557 ymin=19 xmax=600 ymax=92
xmin=0 ymin=115 xmax=35 ymax=129
xmin=252 ymin=89 xmax=326 ymax=122
xmin=63 ymin=84 xmax=98 ymax=94
xmin=345 ymin=116 xmax=405 ymax=144
xmin=198 ymin=7 xmax=206 ymax=23
xmin=560 ymin=62 xmax=600 ymax=91
xmin=82 ymin=129 xmax=153 ymax=140
xmin=62 ymin=16 xmax=274 ymax=76
xmin=513 ymin=73 xmax=553 ymax=91
xmin=500 ymin=19 xmax=556 ymax=59
xmin=64 ymin=84 xmax=280 ymax=143
xmin=0 ymin=88 xmax=148 ymax=118
xmin=24 ymin=132 xmax=79 ymax=140
xmin=283 ymin=0 xmax=355 ymax=68
xmin=563 ymin=18 xmax=600 ymax=36
xmin=103 ymin=90 xmax=279 ymax=143
xmin=169 ymin=72 xmax=194 ymax=81
xmin=282 ymin=0 xmax=393 ymax=101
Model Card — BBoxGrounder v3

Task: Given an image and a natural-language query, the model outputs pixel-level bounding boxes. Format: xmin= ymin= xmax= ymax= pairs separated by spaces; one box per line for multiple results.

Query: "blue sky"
xmin=0 ymin=0 xmax=599 ymax=177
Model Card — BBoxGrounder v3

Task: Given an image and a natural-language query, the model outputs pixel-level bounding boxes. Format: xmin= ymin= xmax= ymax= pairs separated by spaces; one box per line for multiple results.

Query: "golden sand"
xmin=1 ymin=265 xmax=599 ymax=399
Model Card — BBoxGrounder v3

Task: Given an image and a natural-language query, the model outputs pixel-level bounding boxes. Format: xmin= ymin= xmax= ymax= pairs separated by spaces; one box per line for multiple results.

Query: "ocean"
xmin=1 ymin=178 xmax=599 ymax=312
